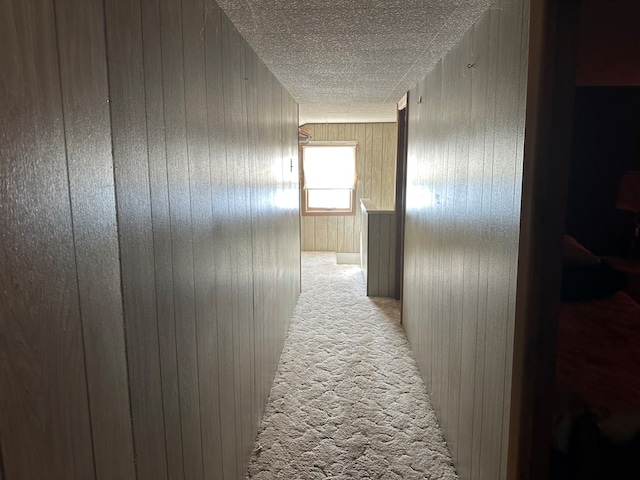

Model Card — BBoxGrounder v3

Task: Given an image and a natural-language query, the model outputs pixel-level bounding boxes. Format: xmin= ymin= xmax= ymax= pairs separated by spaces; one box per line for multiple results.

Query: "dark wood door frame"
xmin=508 ymin=1 xmax=581 ymax=478
xmin=394 ymin=93 xmax=409 ymax=307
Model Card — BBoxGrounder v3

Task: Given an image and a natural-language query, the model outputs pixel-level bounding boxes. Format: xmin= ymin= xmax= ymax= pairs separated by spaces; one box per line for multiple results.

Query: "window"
xmin=301 ymin=142 xmax=358 ymax=216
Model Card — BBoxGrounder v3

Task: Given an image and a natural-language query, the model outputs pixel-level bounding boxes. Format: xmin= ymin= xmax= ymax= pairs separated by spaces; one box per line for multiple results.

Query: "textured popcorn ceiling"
xmin=216 ymin=0 xmax=494 ymax=124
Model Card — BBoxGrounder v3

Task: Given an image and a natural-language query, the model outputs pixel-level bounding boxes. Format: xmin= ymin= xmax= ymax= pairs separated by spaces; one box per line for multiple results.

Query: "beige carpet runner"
xmin=246 ymin=252 xmax=457 ymax=479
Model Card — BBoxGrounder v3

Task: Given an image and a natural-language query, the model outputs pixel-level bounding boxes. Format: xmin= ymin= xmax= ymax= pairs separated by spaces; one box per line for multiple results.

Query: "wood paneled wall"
xmin=360 ymin=200 xmax=397 ymax=298
xmin=301 ymin=123 xmax=396 ymax=252
xmin=402 ymin=0 xmax=529 ymax=479
xmin=0 ymin=0 xmax=300 ymax=478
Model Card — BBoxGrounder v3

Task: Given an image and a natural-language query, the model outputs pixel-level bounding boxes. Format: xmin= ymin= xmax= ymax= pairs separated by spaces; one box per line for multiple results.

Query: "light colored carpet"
xmin=246 ymin=252 xmax=457 ymax=479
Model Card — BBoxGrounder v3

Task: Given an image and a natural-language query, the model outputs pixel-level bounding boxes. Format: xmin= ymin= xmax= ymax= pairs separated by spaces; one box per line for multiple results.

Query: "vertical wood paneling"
xmin=508 ymin=1 xmax=575 ymax=476
xmin=485 ymin=3 xmax=526 ymax=478
xmin=314 ymin=123 xmax=328 ymax=141
xmin=360 ymin=207 xmax=369 ymax=281
xmin=388 ymin=214 xmax=397 ymax=297
xmin=0 ymin=0 xmax=96 ymax=477
xmin=183 ymin=0 xmax=223 ymax=477
xmin=337 ymin=216 xmax=346 ymax=252
xmin=140 ymin=0 xmax=185 ymax=477
xmin=54 ymin=0 xmax=137 ymax=477
xmin=471 ymin=10 xmax=500 ymax=477
xmin=342 ymin=123 xmax=357 ymax=252
xmin=269 ymin=71 xmax=283 ymax=388
xmin=328 ymin=123 xmax=341 ymax=140
xmin=221 ymin=20 xmax=248 ymax=474
xmin=302 ymin=216 xmax=316 ymax=250
xmin=364 ymin=124 xmax=374 ymax=201
xmin=346 ymin=213 xmax=357 ymax=253
xmin=2 ymin=0 xmax=300 ymax=479
xmin=269 ymin=62 xmax=280 ymax=412
xmin=300 ymin=122 xmax=397 ymax=253
xmin=264 ymin=69 xmax=276 ymax=427
xmin=381 ymin=125 xmax=397 ymax=210
xmin=315 ymin=216 xmax=328 ymax=250
xmin=502 ymin=4 xmax=529 ymax=473
xmin=327 ymin=216 xmax=338 ymax=251
xmin=404 ymin=68 xmax=424 ymax=384
xmin=355 ymin=123 xmax=367 ymax=253
xmin=370 ymin=124 xmax=384 ymax=208
xmin=457 ymin=14 xmax=489 ymax=480
xmin=411 ymin=72 xmax=422 ymax=375
xmin=360 ymin=202 xmax=396 ymax=298
xmin=426 ymin=65 xmax=438 ymax=408
xmin=477 ymin=6 xmax=506 ymax=472
xmin=377 ymin=214 xmax=391 ymax=295
xmin=368 ymin=215 xmax=381 ymax=294
xmin=445 ymin=33 xmax=471 ymax=462
xmin=205 ymin=9 xmax=238 ymax=479
xmin=245 ymin=44 xmax=260 ymax=437
xmin=403 ymin=1 xmax=529 ymax=479
xmin=104 ymin=0 xmax=169 ymax=476
xmin=159 ymin=0 xmax=205 ymax=475
xmin=233 ymin=26 xmax=256 ymax=474
xmin=300 ymin=123 xmax=314 ymax=248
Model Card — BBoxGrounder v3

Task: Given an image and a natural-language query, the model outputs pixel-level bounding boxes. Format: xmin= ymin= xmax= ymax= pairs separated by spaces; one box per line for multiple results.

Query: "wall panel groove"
xmin=183 ymin=0 xmax=222 ymax=476
xmin=54 ymin=0 xmax=138 ymax=476
xmin=104 ymin=0 xmax=170 ymax=476
xmin=140 ymin=0 xmax=185 ymax=476
xmin=0 ymin=0 xmax=97 ymax=477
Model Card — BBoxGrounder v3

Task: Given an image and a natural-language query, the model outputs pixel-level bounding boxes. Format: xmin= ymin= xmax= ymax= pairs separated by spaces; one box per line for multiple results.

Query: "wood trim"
xmin=301 ymin=188 xmax=357 ymax=216
xmin=0 ymin=444 xmax=5 ymax=480
xmin=304 ymin=140 xmax=358 ymax=147
xmin=507 ymin=0 xmax=580 ymax=478
xmin=302 ymin=211 xmax=357 ymax=217
xmin=398 ymin=93 xmax=408 ymax=111
xmin=395 ymin=93 xmax=409 ymax=303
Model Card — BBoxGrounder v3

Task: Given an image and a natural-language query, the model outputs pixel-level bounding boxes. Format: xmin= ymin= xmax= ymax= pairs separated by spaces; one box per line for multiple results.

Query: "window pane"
xmin=303 ymin=146 xmax=356 ymax=189
xmin=307 ymin=189 xmax=351 ymax=210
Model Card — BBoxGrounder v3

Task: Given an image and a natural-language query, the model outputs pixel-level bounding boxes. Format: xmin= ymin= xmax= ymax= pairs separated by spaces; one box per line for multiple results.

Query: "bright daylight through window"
xmin=301 ymin=142 xmax=358 ymax=216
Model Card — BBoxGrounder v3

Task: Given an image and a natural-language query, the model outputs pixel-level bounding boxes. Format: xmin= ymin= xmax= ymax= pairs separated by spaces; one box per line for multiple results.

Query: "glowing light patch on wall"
xmin=274 ymin=188 xmax=299 ymax=210
xmin=407 ymin=185 xmax=436 ymax=210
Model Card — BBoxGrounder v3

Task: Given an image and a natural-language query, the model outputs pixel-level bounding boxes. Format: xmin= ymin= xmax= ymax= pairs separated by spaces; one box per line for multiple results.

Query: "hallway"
xmin=246 ymin=253 xmax=456 ymax=479
xmin=1 ymin=0 xmax=538 ymax=476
